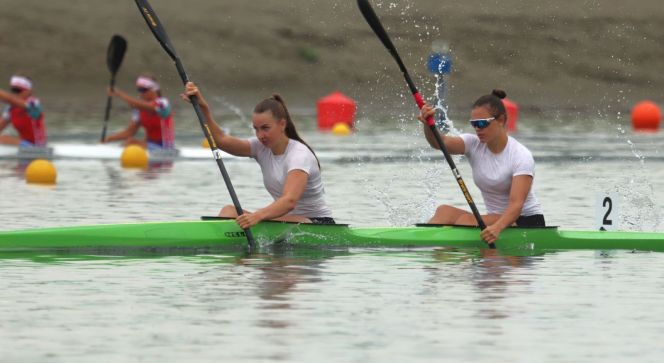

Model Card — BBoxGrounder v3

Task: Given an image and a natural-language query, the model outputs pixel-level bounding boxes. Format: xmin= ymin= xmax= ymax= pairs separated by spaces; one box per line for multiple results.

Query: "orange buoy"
xmin=503 ymin=98 xmax=519 ymax=133
xmin=631 ymin=100 xmax=661 ymax=132
xmin=317 ymin=92 xmax=356 ymax=130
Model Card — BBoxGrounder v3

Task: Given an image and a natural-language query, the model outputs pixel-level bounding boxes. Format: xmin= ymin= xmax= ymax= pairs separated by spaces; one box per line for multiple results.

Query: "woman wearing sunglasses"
xmin=418 ymin=89 xmax=544 ymax=244
xmin=0 ymin=75 xmax=47 ymax=147
xmin=104 ymin=73 xmax=175 ymax=150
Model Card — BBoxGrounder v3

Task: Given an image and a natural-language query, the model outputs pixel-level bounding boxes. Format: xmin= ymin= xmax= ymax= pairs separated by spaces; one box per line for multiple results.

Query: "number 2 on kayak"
xmin=596 ymin=193 xmax=620 ymax=231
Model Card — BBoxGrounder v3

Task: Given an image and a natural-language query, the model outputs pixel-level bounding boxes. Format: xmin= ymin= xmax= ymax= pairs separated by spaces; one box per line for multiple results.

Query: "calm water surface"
xmin=1 ymin=116 xmax=664 ymax=362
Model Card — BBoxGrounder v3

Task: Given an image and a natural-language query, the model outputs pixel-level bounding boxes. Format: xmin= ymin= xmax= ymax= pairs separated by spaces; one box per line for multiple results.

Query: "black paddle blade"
xmin=106 ymin=35 xmax=127 ymax=74
xmin=357 ymin=0 xmax=397 ymax=56
xmin=134 ymin=0 xmax=179 ymax=61
xmin=357 ymin=0 xmax=416 ymax=94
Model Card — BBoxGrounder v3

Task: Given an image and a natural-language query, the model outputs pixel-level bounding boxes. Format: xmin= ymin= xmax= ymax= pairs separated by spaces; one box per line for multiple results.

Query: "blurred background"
xmin=1 ymin=0 xmax=663 ymax=122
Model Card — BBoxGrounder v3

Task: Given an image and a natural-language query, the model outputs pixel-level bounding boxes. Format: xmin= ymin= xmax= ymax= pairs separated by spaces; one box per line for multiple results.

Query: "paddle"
xmin=357 ymin=0 xmax=494 ymax=248
xmin=101 ymin=35 xmax=127 ymax=143
xmin=133 ymin=0 xmax=256 ymax=251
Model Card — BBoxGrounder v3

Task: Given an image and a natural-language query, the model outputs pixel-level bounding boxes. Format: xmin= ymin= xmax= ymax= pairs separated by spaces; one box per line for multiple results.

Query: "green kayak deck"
xmin=1 ymin=219 xmax=663 ymax=253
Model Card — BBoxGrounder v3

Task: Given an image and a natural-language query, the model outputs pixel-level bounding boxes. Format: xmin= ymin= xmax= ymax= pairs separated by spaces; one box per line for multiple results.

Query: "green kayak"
xmin=0 ymin=218 xmax=663 ymax=254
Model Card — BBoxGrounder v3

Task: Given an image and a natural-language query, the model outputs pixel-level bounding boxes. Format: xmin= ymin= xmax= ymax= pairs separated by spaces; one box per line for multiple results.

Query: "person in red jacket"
xmin=0 ymin=75 xmax=47 ymax=147
xmin=104 ymin=74 xmax=175 ymax=150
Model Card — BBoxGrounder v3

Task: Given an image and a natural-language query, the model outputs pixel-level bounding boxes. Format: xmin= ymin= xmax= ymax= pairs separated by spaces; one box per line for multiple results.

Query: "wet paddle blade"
xmin=357 ymin=0 xmax=397 ymax=60
xmin=357 ymin=0 xmax=417 ymax=95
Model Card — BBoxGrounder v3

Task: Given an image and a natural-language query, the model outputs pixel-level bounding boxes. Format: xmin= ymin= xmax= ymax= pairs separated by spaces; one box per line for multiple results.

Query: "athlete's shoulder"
xmin=154 ymin=97 xmax=170 ymax=107
xmin=507 ymin=136 xmax=532 ymax=155
xmin=153 ymin=97 xmax=172 ymax=118
xmin=289 ymin=139 xmax=316 ymax=156
xmin=26 ymin=96 xmax=41 ymax=107
xmin=460 ymin=133 xmax=480 ymax=151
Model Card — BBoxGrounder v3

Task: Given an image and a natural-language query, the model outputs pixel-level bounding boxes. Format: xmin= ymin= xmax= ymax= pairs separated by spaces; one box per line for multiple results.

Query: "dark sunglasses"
xmin=469 ymin=117 xmax=496 ymax=129
xmin=137 ymin=87 xmax=149 ymax=93
xmin=10 ymin=87 xmax=24 ymax=94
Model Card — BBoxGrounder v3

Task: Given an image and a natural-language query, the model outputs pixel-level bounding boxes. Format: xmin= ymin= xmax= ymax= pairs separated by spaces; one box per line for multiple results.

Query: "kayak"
xmin=16 ymin=145 xmax=54 ymax=160
xmin=1 ymin=218 xmax=663 ymax=254
xmin=0 ymin=144 xmax=215 ymax=161
xmin=0 ymin=143 xmax=378 ymax=163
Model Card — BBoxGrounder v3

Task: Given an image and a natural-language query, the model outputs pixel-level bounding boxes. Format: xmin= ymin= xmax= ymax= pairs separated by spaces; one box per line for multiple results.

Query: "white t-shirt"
xmin=461 ymin=134 xmax=543 ymax=216
xmin=250 ymin=137 xmax=332 ymax=218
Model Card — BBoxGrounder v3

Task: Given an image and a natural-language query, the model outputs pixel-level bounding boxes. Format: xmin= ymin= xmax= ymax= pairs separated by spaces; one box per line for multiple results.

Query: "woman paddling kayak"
xmin=419 ymin=89 xmax=544 ymax=244
xmin=0 ymin=75 xmax=47 ymax=147
xmin=104 ymin=74 xmax=175 ymax=150
xmin=182 ymin=82 xmax=334 ymax=229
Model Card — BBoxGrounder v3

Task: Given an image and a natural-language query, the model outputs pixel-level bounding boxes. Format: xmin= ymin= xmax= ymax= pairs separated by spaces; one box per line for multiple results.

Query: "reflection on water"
xmin=1 ymin=248 xmax=664 ymax=362
xmin=429 ymin=248 xmax=539 ymax=321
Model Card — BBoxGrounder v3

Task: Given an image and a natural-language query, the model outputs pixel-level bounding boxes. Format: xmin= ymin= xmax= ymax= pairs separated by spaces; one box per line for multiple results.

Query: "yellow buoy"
xmin=201 ymin=137 xmax=210 ymax=148
xmin=332 ymin=122 xmax=352 ymax=136
xmin=121 ymin=145 xmax=149 ymax=168
xmin=25 ymin=159 xmax=57 ymax=184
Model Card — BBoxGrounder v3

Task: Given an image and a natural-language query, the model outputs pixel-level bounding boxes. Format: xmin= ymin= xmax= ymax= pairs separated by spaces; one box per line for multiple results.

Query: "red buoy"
xmin=317 ymin=92 xmax=356 ymax=130
xmin=503 ymin=98 xmax=519 ymax=133
xmin=631 ymin=100 xmax=661 ymax=132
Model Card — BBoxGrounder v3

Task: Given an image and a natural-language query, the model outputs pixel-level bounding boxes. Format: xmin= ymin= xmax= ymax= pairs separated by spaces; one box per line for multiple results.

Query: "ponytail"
xmin=254 ymin=94 xmax=321 ymax=169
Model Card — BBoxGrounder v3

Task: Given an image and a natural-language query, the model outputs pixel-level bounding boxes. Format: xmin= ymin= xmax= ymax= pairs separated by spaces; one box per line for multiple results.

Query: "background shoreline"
xmin=1 ymin=0 xmax=663 ymax=122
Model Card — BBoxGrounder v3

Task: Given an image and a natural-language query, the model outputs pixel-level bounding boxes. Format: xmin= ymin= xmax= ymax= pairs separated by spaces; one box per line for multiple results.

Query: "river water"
xmin=1 ymin=112 xmax=664 ymax=362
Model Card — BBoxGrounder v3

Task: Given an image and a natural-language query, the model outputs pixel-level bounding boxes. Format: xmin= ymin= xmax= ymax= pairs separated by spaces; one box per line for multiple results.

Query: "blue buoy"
xmin=427 ymin=53 xmax=452 ymax=74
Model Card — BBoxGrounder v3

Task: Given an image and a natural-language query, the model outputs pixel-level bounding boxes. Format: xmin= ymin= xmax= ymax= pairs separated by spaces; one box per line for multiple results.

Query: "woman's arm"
xmin=182 ymin=82 xmax=251 ymax=157
xmin=418 ymin=103 xmax=465 ymax=154
xmin=236 ymin=170 xmax=308 ymax=228
xmin=103 ymin=121 xmax=140 ymax=143
xmin=0 ymin=89 xmax=27 ymax=109
xmin=108 ymin=88 xmax=155 ymax=112
xmin=0 ymin=118 xmax=9 ymax=134
xmin=480 ymin=175 xmax=533 ymax=243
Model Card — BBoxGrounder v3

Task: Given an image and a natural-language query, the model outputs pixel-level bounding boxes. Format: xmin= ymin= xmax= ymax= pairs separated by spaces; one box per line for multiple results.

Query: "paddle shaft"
xmin=415 ymin=88 xmax=491 ymax=244
xmin=176 ymin=62 xmax=251 ymax=227
xmin=134 ymin=0 xmax=256 ymax=250
xmin=100 ymin=77 xmax=115 ymax=142
xmin=357 ymin=0 xmax=493 ymax=248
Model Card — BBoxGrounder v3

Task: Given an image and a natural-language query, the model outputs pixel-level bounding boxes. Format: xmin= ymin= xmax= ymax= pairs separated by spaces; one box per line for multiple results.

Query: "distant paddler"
xmin=103 ymin=73 xmax=175 ymax=150
xmin=182 ymin=82 xmax=335 ymax=228
xmin=418 ymin=89 xmax=545 ymax=244
xmin=0 ymin=75 xmax=47 ymax=147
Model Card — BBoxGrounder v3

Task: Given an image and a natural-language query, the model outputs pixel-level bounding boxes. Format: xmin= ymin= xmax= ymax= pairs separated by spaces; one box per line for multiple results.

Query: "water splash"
xmin=211 ymin=96 xmax=249 ymax=126
xmin=603 ymin=181 xmax=660 ymax=232
xmin=433 ymin=73 xmax=451 ymax=134
xmin=604 ymin=123 xmax=661 ymax=230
